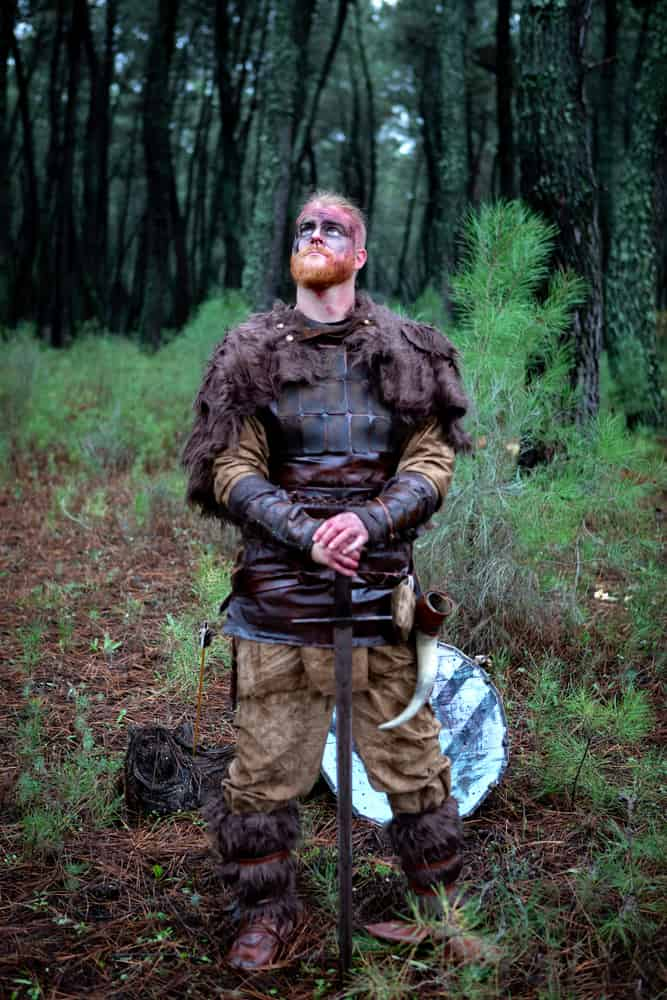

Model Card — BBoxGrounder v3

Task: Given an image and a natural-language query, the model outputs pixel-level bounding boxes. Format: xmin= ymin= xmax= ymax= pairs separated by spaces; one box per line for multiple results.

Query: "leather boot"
xmin=204 ymin=798 xmax=300 ymax=970
xmin=365 ymin=798 xmax=491 ymax=961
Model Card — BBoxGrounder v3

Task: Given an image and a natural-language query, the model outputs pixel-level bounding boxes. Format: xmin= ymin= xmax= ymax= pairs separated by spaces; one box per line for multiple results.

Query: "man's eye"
xmin=299 ymin=224 xmax=314 ymax=236
xmin=325 ymin=224 xmax=343 ymax=235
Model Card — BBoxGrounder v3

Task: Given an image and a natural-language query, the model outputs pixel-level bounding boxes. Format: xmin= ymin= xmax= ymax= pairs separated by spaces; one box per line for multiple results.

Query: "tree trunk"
xmin=519 ymin=0 xmax=603 ymax=422
xmin=292 ymin=0 xmax=350 ymax=178
xmin=9 ymin=25 xmax=40 ymax=324
xmin=595 ymin=0 xmax=620 ymax=272
xmin=420 ymin=1 xmax=467 ymax=309
xmin=110 ymin=110 xmax=140 ymax=331
xmin=496 ymin=0 xmax=515 ymax=198
xmin=605 ymin=0 xmax=667 ymax=426
xmin=355 ymin=0 xmax=376 ymax=231
xmin=394 ymin=153 xmax=422 ymax=299
xmin=215 ymin=0 xmax=246 ymax=290
xmin=0 ymin=1 xmax=16 ymax=325
xmin=141 ymin=0 xmax=190 ymax=346
xmin=242 ymin=0 xmax=301 ymax=309
xmin=48 ymin=0 xmax=86 ymax=347
xmin=81 ymin=0 xmax=116 ymax=324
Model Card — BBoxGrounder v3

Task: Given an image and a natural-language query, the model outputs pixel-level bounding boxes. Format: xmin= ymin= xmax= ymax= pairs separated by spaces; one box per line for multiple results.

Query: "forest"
xmin=1 ymin=1 xmax=665 ymax=998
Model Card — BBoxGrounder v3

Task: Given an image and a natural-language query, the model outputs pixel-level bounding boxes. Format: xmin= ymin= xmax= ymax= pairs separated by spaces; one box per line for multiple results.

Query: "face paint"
xmin=290 ymin=204 xmax=360 ymax=290
xmin=292 ymin=206 xmax=356 ymax=253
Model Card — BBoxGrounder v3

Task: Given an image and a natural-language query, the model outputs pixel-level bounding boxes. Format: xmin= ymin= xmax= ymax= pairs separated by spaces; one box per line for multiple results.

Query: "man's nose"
xmin=309 ymin=227 xmax=324 ymax=244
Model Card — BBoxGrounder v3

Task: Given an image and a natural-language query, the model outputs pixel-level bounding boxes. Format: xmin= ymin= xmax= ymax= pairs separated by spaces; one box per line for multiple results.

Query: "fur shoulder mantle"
xmin=183 ymin=293 xmax=471 ymax=515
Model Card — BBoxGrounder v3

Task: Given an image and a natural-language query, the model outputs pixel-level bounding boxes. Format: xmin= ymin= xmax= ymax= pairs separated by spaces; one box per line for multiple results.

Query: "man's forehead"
xmin=296 ymin=203 xmax=355 ymax=230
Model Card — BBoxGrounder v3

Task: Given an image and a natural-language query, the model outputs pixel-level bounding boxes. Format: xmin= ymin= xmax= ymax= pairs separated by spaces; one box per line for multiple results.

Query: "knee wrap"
xmin=204 ymin=797 xmax=300 ymax=927
xmin=388 ymin=796 xmax=463 ymax=892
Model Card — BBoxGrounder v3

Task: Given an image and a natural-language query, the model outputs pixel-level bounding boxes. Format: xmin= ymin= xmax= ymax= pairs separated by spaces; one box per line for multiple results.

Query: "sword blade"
xmin=334 ymin=572 xmax=353 ymax=979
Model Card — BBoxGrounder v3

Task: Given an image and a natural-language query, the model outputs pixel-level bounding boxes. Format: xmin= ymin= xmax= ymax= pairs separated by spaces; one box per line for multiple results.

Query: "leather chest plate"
xmin=269 ymin=344 xmax=395 ymax=458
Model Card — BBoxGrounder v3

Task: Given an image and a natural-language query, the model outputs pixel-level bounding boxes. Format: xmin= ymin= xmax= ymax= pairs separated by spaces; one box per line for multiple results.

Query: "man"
xmin=183 ymin=191 xmax=472 ymax=970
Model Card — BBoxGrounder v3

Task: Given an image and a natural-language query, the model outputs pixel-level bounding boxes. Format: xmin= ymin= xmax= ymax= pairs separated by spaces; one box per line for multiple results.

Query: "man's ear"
xmin=354 ymin=247 xmax=368 ymax=271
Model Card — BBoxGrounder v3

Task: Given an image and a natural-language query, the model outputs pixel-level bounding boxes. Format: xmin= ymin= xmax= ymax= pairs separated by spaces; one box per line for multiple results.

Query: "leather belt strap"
xmin=237 ymin=850 xmax=290 ymax=867
xmin=404 ymin=854 xmax=458 ymax=876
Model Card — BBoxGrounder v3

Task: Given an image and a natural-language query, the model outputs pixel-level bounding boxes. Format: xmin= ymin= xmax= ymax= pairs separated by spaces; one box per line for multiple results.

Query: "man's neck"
xmin=295 ymin=279 xmax=357 ymax=323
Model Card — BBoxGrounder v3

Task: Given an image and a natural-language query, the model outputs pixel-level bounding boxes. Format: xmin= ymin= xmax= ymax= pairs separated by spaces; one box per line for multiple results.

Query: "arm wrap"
xmin=226 ymin=474 xmax=322 ymax=554
xmin=348 ymin=472 xmax=440 ymax=545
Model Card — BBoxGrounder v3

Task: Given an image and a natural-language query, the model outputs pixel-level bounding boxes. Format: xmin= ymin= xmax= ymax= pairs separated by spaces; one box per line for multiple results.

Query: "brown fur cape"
xmin=183 ymin=293 xmax=472 ymax=517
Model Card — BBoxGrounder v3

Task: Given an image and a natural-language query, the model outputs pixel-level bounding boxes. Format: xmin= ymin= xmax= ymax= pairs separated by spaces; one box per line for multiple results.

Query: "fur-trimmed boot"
xmin=366 ymin=797 xmax=488 ymax=961
xmin=205 ymin=797 xmax=300 ymax=970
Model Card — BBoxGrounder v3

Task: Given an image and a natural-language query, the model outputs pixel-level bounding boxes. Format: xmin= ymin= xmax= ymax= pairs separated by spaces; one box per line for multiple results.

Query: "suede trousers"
xmin=223 ymin=638 xmax=452 ymax=817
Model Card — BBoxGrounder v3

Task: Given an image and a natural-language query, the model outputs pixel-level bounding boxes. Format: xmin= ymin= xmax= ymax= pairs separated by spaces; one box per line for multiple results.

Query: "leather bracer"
xmin=226 ymin=474 xmax=322 ymax=553
xmin=349 ymin=472 xmax=439 ymax=545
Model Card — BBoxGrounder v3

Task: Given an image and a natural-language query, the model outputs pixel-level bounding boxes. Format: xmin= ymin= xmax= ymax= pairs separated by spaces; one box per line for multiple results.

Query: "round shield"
xmin=320 ymin=642 xmax=509 ymax=822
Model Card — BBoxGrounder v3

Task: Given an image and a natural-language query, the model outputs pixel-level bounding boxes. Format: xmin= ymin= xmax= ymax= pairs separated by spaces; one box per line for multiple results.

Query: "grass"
xmin=15 ymin=691 xmax=123 ymax=857
xmin=160 ymin=549 xmax=232 ymax=694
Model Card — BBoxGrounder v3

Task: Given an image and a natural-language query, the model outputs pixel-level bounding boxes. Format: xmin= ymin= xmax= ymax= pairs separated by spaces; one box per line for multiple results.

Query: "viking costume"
xmin=183 ymin=292 xmax=471 ymax=964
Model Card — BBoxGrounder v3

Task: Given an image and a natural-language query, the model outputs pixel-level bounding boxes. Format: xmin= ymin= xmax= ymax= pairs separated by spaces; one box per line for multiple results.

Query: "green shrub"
xmin=414 ymin=202 xmax=665 ymax=666
xmin=525 ymin=660 xmax=660 ymax=815
xmin=0 ymin=292 xmax=250 ymax=475
xmin=15 ymin=692 xmax=122 ymax=856
xmin=159 ymin=550 xmax=231 ymax=693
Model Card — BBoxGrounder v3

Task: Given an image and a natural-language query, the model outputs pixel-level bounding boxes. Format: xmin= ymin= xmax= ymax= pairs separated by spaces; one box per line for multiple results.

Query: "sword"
xmin=333 ymin=572 xmax=354 ymax=980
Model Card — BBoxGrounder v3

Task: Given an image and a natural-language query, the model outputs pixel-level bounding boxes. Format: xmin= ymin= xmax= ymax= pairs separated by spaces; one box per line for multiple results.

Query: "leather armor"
xmin=224 ymin=331 xmax=440 ymax=647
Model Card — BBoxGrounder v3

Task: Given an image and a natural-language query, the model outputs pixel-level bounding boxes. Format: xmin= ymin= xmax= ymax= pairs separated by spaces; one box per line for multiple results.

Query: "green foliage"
xmin=15 ymin=692 xmax=122 ymax=856
xmin=417 ymin=202 xmax=584 ymax=639
xmin=574 ymin=819 xmax=666 ymax=951
xmin=159 ymin=550 xmax=231 ymax=693
xmin=0 ymin=330 xmax=42 ymax=470
xmin=0 ymin=293 xmax=249 ymax=479
xmin=17 ymin=623 xmax=45 ymax=675
xmin=416 ymin=202 xmax=664 ymax=665
xmin=525 ymin=660 xmax=661 ymax=815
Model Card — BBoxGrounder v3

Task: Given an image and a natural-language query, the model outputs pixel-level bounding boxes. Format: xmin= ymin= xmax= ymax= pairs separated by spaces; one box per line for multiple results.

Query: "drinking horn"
xmin=378 ymin=591 xmax=453 ymax=731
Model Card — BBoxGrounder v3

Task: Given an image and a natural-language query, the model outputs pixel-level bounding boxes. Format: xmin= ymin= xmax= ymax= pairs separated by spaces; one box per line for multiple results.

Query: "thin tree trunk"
xmin=242 ymin=0 xmax=301 ymax=308
xmin=292 ymin=0 xmax=350 ymax=175
xmin=419 ymin=1 xmax=467 ymax=309
xmin=395 ymin=153 xmax=422 ymax=299
xmin=111 ymin=109 xmax=139 ymax=330
xmin=355 ymin=0 xmax=376 ymax=230
xmin=80 ymin=0 xmax=115 ymax=324
xmin=9 ymin=26 xmax=40 ymax=324
xmin=496 ymin=0 xmax=515 ymax=198
xmin=141 ymin=0 xmax=190 ymax=345
xmin=50 ymin=0 xmax=86 ymax=346
xmin=37 ymin=0 xmax=66 ymax=342
xmin=0 ymin=0 xmax=17 ymax=324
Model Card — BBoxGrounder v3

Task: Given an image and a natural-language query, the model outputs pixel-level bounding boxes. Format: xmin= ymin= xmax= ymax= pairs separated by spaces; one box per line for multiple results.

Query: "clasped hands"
xmin=311 ymin=512 xmax=368 ymax=577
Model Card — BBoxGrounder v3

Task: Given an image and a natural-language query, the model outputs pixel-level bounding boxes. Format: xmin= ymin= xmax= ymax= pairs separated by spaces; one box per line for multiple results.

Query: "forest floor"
xmin=1 ymin=466 xmax=665 ymax=1000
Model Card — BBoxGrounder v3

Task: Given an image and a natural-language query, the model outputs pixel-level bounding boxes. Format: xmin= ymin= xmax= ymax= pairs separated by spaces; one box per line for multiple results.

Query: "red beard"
xmin=290 ymin=246 xmax=356 ymax=290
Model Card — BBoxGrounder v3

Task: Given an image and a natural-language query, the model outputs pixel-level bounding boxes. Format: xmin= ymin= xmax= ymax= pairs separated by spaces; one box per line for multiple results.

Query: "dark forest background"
xmin=1 ymin=0 xmax=665 ymax=426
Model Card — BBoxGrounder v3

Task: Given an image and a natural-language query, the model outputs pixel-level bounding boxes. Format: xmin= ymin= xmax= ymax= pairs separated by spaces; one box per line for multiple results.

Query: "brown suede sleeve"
xmin=213 ymin=416 xmax=270 ymax=506
xmin=396 ymin=418 xmax=455 ymax=503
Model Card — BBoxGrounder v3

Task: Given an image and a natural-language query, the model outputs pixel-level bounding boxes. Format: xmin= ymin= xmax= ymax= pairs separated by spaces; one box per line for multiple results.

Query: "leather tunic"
xmin=224 ymin=331 xmax=415 ymax=647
